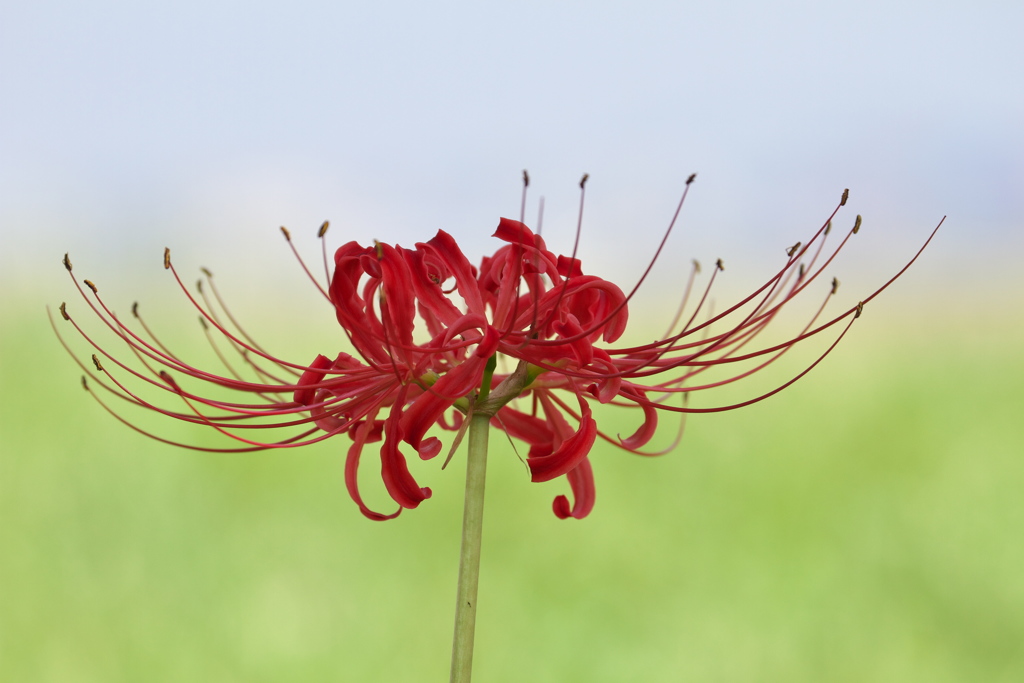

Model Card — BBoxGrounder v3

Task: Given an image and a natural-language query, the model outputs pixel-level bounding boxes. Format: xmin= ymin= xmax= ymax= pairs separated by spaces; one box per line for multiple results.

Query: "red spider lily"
xmin=52 ymin=175 xmax=941 ymax=520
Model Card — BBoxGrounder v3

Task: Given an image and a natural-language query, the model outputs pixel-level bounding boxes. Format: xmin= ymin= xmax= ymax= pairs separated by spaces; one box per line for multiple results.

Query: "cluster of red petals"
xmin=271 ymin=222 xmax=620 ymax=520
xmin=54 ymin=186 xmax=940 ymax=520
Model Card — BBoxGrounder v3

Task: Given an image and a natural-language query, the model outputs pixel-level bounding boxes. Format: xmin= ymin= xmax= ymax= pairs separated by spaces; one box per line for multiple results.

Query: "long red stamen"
xmin=56 ymin=180 xmax=940 ymax=521
xmin=281 ymin=224 xmax=332 ymax=303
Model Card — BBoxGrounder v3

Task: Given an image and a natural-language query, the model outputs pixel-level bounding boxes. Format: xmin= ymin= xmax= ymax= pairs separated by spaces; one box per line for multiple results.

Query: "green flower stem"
xmin=449 ymin=410 xmax=491 ymax=683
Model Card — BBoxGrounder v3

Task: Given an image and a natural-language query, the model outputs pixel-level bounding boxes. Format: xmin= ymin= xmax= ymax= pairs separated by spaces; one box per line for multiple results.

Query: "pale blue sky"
xmin=2 ymin=0 xmax=1021 ymax=310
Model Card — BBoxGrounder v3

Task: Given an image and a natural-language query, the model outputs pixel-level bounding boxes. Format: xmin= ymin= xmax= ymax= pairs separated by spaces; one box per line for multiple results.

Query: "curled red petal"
xmin=527 ymin=400 xmax=597 ymax=482
xmin=329 ymin=242 xmax=389 ymax=364
xmin=358 ymin=252 xmax=382 ymax=279
xmin=557 ymin=254 xmax=583 ymax=278
xmin=381 ymin=387 xmax=431 ymax=509
xmin=422 ymin=230 xmax=486 ymax=317
xmin=491 ymin=222 xmax=561 ymax=280
xmin=310 ymin=389 xmax=348 ymax=432
xmin=617 ymin=388 xmax=659 ymax=451
xmin=441 ymin=313 xmax=490 ymax=349
xmin=475 ymin=324 xmax=500 ymax=358
xmin=491 ymin=406 xmax=552 ymax=447
xmin=554 ymin=315 xmax=593 ymax=367
xmin=293 ymin=354 xmax=334 ymax=405
xmin=403 ymin=247 xmax=463 ymax=327
xmin=417 ymin=436 xmax=442 ymax=460
xmin=563 ymin=277 xmax=629 ymax=343
xmin=401 ymin=325 xmax=500 ymax=456
xmin=584 ymin=348 xmax=621 ymax=404
xmin=552 ymin=457 xmax=595 ymax=520
xmin=492 ymin=217 xmax=538 ymax=248
xmin=377 ymin=242 xmax=417 ymax=347
xmin=400 ymin=358 xmax=483 ymax=456
xmin=345 ymin=414 xmax=401 ymax=521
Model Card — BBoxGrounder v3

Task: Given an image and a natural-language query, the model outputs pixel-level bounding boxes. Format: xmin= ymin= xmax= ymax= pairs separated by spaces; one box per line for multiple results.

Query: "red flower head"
xmin=53 ymin=175 xmax=941 ymax=520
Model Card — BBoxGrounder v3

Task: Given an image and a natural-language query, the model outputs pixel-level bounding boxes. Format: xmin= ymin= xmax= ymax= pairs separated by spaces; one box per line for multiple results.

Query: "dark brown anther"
xmin=798 ymin=263 xmax=806 ymax=278
xmin=786 ymin=242 xmax=801 ymax=257
xmin=201 ymin=267 xmax=213 ymax=278
xmin=91 ymin=354 xmax=104 ymax=372
xmin=853 ymin=215 xmax=862 ymax=234
xmin=59 ymin=302 xmax=69 ymax=320
xmin=825 ymin=220 xmax=832 ymax=236
xmin=522 ymin=170 xmax=530 ymax=187
xmin=163 ymin=248 xmax=171 ymax=269
xmin=132 ymin=302 xmax=139 ymax=318
xmin=686 ymin=173 xmax=697 ymax=185
xmin=841 ymin=188 xmax=849 ymax=206
xmin=199 ymin=316 xmax=208 ymax=330
xmin=716 ymin=258 xmax=725 ymax=271
xmin=318 ymin=221 xmax=330 ymax=238
xmin=81 ymin=376 xmax=88 ymax=390
xmin=831 ymin=277 xmax=840 ymax=294
xmin=280 ymin=226 xmax=292 ymax=241
xmin=83 ymin=279 xmax=98 ymax=294
xmin=692 ymin=259 xmax=701 ymax=274
xmin=63 ymin=253 xmax=73 ymax=271
xmin=159 ymin=370 xmax=179 ymax=390
xmin=196 ymin=279 xmax=203 ymax=293
xmin=855 ymin=301 xmax=864 ymax=318
xmin=579 ymin=173 xmax=589 ymax=189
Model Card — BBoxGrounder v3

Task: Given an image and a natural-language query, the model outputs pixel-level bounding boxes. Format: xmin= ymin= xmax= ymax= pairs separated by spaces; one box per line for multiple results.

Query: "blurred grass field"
xmin=2 ymin=295 xmax=1023 ymax=683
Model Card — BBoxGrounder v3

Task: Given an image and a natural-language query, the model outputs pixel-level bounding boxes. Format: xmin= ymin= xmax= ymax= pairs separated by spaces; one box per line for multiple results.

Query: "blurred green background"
xmin=3 ymin=0 xmax=1022 ymax=680
xmin=3 ymin=289 xmax=1022 ymax=682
